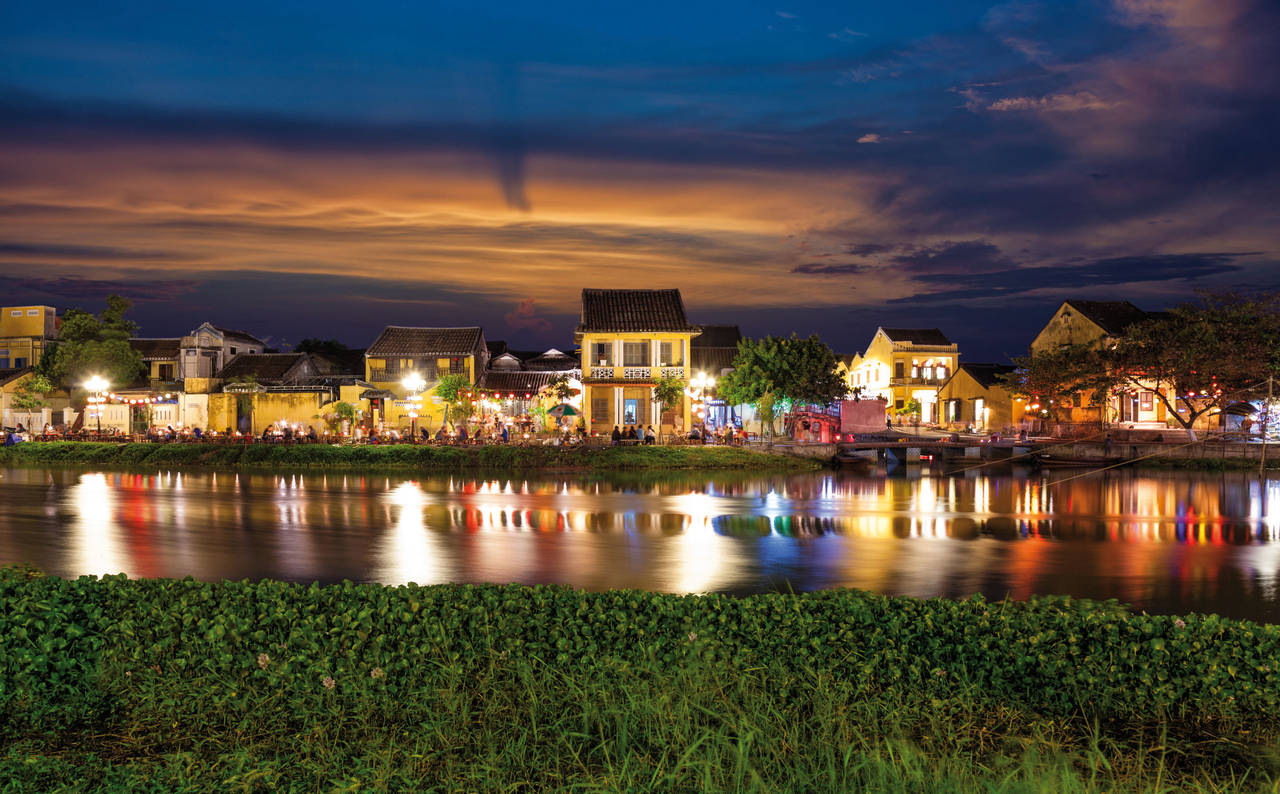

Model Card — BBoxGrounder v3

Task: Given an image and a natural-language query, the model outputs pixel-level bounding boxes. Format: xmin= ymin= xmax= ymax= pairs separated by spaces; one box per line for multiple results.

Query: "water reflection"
xmin=0 ymin=467 xmax=1277 ymax=622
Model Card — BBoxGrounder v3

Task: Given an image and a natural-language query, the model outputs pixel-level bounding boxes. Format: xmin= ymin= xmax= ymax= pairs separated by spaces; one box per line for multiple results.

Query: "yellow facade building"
xmin=846 ymin=328 xmax=958 ymax=424
xmin=575 ymin=289 xmax=696 ymax=434
xmin=0 ymin=305 xmax=58 ymax=370
xmin=364 ymin=326 xmax=488 ymax=431
xmin=936 ymin=363 xmax=1018 ymax=432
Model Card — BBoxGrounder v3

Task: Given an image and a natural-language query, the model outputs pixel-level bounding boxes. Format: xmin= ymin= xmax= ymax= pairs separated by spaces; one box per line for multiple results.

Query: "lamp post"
xmin=84 ymin=375 xmax=108 ymax=438
xmin=688 ymin=371 xmax=715 ymax=442
xmin=401 ymin=373 xmax=426 ymax=443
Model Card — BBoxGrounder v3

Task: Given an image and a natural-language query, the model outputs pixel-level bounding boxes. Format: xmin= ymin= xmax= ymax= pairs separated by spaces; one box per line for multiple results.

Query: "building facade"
xmin=0 ymin=305 xmax=58 ymax=370
xmin=846 ymin=328 xmax=958 ymax=424
xmin=364 ymin=326 xmax=488 ymax=431
xmin=936 ymin=363 xmax=1018 ymax=432
xmin=575 ymin=289 xmax=696 ymax=434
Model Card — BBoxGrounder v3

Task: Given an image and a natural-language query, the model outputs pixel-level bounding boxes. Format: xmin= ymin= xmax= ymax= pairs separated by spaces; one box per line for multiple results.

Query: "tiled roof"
xmin=1065 ymin=300 xmax=1158 ymax=335
xmin=365 ymin=326 xmax=484 ymax=357
xmin=691 ymin=348 xmax=738 ymax=375
xmin=214 ymin=326 xmax=267 ymax=346
xmin=217 ymin=353 xmax=308 ymax=381
xmin=311 ymin=348 xmax=366 ymax=377
xmin=577 ymin=289 xmax=699 ymax=334
xmin=880 ymin=328 xmax=953 ymax=346
xmin=486 ymin=340 xmax=508 ymax=357
xmin=129 ymin=338 xmax=181 ymax=360
xmin=957 ymin=363 xmax=1017 ymax=390
xmin=0 ymin=367 xmax=32 ymax=388
xmin=480 ymin=371 xmax=559 ymax=394
xmin=691 ymin=324 xmax=742 ymax=348
xmin=522 ymin=349 xmax=579 ymax=371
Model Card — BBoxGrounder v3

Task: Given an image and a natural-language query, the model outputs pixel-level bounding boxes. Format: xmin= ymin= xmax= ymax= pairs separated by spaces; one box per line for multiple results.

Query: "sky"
xmin=1 ymin=0 xmax=1277 ymax=360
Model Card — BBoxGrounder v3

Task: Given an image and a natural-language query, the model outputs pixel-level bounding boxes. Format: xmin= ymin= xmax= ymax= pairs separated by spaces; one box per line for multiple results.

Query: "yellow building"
xmin=936 ymin=363 xmax=1018 ymax=432
xmin=0 ymin=305 xmax=58 ymax=370
xmin=575 ymin=289 xmax=697 ymax=434
xmin=846 ymin=328 xmax=958 ymax=423
xmin=1028 ymin=300 xmax=1168 ymax=428
xmin=364 ymin=326 xmax=488 ymax=431
xmin=129 ymin=338 xmax=183 ymax=387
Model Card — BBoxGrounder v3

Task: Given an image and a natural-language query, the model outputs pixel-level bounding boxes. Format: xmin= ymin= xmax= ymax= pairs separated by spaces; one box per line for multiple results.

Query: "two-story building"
xmin=0 ymin=305 xmax=58 ymax=370
xmin=364 ymin=326 xmax=488 ymax=430
xmin=575 ymin=289 xmax=698 ymax=434
xmin=1028 ymin=300 xmax=1167 ymax=427
xmin=177 ymin=323 xmax=268 ymax=387
xmin=846 ymin=328 xmax=958 ymax=423
xmin=936 ymin=363 xmax=1018 ymax=432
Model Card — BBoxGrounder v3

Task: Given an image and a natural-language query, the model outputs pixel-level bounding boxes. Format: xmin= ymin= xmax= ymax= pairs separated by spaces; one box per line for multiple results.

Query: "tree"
xmin=37 ymin=295 xmax=144 ymax=393
xmin=541 ymin=374 xmax=578 ymax=404
xmin=1001 ymin=343 xmax=1110 ymax=424
xmin=11 ymin=374 xmax=53 ymax=428
xmin=653 ymin=376 xmax=686 ymax=417
xmin=893 ymin=398 xmax=922 ymax=418
xmin=295 ymin=338 xmax=351 ymax=356
xmin=718 ymin=335 xmax=846 ymax=440
xmin=1101 ymin=292 xmax=1280 ymax=440
xmin=434 ymin=373 xmax=472 ymax=428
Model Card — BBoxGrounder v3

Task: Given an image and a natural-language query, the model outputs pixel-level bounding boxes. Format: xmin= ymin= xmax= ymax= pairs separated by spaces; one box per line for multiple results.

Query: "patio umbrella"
xmin=548 ymin=404 xmax=579 ymax=418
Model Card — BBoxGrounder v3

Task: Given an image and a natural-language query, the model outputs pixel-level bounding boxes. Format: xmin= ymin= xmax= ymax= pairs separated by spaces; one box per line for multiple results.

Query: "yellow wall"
xmin=937 ymin=369 xmax=1017 ymax=432
xmin=578 ymin=331 xmax=693 ymax=432
xmin=0 ymin=306 xmax=56 ymax=339
xmin=846 ymin=331 xmax=957 ymax=422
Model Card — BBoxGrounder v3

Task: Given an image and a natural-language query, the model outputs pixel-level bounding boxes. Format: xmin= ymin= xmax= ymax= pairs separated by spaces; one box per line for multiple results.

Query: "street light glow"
xmin=401 ymin=373 xmax=426 ymax=393
xmin=85 ymin=375 xmax=109 ymax=392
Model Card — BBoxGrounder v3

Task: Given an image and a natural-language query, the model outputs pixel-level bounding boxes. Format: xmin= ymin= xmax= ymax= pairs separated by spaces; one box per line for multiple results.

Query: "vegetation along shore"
xmin=1 ymin=570 xmax=1277 ymax=791
xmin=0 ymin=440 xmax=823 ymax=472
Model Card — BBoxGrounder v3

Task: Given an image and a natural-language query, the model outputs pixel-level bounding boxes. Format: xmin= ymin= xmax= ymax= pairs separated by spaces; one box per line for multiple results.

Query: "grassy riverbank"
xmin=0 ymin=440 xmax=822 ymax=472
xmin=2 ymin=571 xmax=1277 ymax=791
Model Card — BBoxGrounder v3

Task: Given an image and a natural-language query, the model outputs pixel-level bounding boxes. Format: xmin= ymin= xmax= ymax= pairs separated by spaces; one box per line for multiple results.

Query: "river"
xmin=1 ymin=466 xmax=1277 ymax=622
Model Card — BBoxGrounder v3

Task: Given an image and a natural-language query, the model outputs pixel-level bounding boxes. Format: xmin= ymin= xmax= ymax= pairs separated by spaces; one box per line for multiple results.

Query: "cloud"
xmin=504 ymin=298 xmax=554 ymax=333
xmin=2 ymin=275 xmax=198 ymax=302
xmin=791 ymin=262 xmax=870 ymax=275
xmin=889 ymin=240 xmax=1016 ymax=274
xmin=889 ymin=251 xmax=1259 ymax=302
xmin=0 ymin=242 xmax=187 ymax=261
xmin=987 ymin=91 xmax=1116 ymax=112
xmin=845 ymin=243 xmax=894 ymax=256
xmin=829 ymin=28 xmax=869 ymax=42
xmin=775 ymin=10 xmax=797 ymax=19
xmin=856 ymin=133 xmax=881 ymax=143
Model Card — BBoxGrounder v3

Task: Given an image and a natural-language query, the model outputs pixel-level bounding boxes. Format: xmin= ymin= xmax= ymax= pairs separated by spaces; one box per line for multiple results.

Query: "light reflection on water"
xmin=0 ymin=467 xmax=1277 ymax=622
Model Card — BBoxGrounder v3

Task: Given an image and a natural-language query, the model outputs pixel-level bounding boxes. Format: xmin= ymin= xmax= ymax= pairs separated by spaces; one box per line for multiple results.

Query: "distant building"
xmin=177 ymin=323 xmax=268 ymax=380
xmin=481 ymin=346 xmax=580 ymax=416
xmin=364 ymin=326 xmax=488 ymax=431
xmin=0 ymin=305 xmax=58 ymax=370
xmin=846 ymin=328 xmax=958 ymax=423
xmin=575 ymin=289 xmax=698 ymax=433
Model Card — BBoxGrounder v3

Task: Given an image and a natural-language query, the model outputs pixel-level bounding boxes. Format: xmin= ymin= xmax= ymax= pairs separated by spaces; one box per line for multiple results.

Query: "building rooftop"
xmin=365 ymin=326 xmax=484 ymax=357
xmin=880 ymin=328 xmax=953 ymax=346
xmin=480 ymin=370 xmax=561 ymax=394
xmin=691 ymin=324 xmax=742 ymax=348
xmin=217 ymin=353 xmax=309 ymax=381
xmin=129 ymin=338 xmax=181 ymax=361
xmin=213 ymin=326 xmax=268 ymax=346
xmin=577 ymin=289 xmax=700 ymax=334
xmin=956 ymin=362 xmax=1017 ymax=389
xmin=1063 ymin=300 xmax=1158 ymax=336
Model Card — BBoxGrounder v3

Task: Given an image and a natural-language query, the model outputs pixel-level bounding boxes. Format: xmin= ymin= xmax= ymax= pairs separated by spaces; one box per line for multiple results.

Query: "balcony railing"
xmin=586 ymin=365 xmax=685 ymax=381
xmin=890 ymin=376 xmax=945 ymax=387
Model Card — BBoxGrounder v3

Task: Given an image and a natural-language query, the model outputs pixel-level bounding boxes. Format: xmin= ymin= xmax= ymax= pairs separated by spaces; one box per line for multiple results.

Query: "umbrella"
xmin=548 ymin=404 xmax=579 ymax=418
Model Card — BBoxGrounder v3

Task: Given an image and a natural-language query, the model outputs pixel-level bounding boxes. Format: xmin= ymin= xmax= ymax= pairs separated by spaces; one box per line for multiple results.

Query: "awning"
xmin=1220 ymin=401 xmax=1258 ymax=416
xmin=360 ymin=388 xmax=396 ymax=400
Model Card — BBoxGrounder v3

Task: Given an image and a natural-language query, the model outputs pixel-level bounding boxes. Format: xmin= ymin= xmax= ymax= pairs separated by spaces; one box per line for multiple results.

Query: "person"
xmin=16 ymin=422 xmax=25 ymax=434
xmin=886 ymin=416 xmax=893 ymax=431
xmin=420 ymin=426 xmax=429 ymax=442
xmin=261 ymin=426 xmax=272 ymax=442
xmin=689 ymin=425 xmax=701 ymax=441
xmin=308 ymin=426 xmax=318 ymax=442
xmin=1104 ymin=433 xmax=1113 ymax=456
xmin=725 ymin=425 xmax=735 ymax=446
xmin=1018 ymin=428 xmax=1028 ymax=442
xmin=193 ymin=426 xmax=203 ymax=440
xmin=611 ymin=425 xmax=621 ymax=445
xmin=435 ymin=426 xmax=447 ymax=442
xmin=457 ymin=425 xmax=468 ymax=442
xmin=645 ymin=424 xmax=656 ymax=445
xmin=501 ymin=424 xmax=509 ymax=443
xmin=628 ymin=425 xmax=639 ymax=441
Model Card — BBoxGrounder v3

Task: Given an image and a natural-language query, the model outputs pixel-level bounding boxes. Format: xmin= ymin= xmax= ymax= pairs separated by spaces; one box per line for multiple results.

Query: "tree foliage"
xmin=295 ymin=338 xmax=351 ymax=356
xmin=718 ymin=335 xmax=846 ymax=411
xmin=434 ymin=373 xmax=472 ymax=427
xmin=36 ymin=295 xmax=144 ymax=393
xmin=1001 ymin=343 xmax=1110 ymax=423
xmin=11 ymin=374 xmax=53 ymax=415
xmin=653 ymin=376 xmax=686 ymax=415
xmin=541 ymin=374 xmax=578 ymax=404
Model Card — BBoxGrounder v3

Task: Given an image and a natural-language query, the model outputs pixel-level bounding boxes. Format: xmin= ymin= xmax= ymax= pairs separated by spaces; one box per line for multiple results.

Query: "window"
xmin=623 ymin=341 xmax=649 ymax=367
xmin=248 ymin=349 xmax=257 ymax=354
xmin=229 ymin=347 xmax=238 ymax=355
xmin=10 ymin=310 xmax=21 ymax=317
xmin=158 ymin=364 xmax=174 ymax=380
xmin=592 ymin=342 xmax=612 ymax=366
xmin=1139 ymin=391 xmax=1154 ymax=411
xmin=623 ymin=399 xmax=639 ymax=425
xmin=658 ymin=341 xmax=678 ymax=367
xmin=895 ymin=399 xmax=904 ymax=410
xmin=26 ymin=309 xmax=38 ymax=316
xmin=185 ymin=350 xmax=195 ymax=356
xmin=0 ymin=358 xmax=7 ymax=369
xmin=591 ymin=392 xmax=609 ymax=422
xmin=936 ymin=365 xmax=948 ymax=380
xmin=974 ymin=398 xmax=985 ymax=424
xmin=14 ymin=357 xmax=26 ymax=368
xmin=894 ymin=362 xmax=905 ymax=379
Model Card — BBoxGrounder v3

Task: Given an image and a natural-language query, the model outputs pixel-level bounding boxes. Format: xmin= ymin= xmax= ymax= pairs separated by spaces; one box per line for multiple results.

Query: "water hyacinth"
xmin=322 ymin=676 xmax=336 ymax=690
xmin=370 ymin=667 xmax=384 ymax=679
xmin=257 ymin=653 xmax=270 ymax=670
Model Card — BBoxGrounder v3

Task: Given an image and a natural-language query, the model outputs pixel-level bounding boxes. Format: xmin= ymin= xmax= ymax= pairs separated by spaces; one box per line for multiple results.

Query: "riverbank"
xmin=2 ymin=571 xmax=1276 ymax=791
xmin=0 ymin=440 xmax=823 ymax=472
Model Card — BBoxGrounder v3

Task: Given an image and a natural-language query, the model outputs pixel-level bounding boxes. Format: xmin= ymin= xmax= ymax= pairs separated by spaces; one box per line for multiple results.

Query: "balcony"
xmin=890 ymin=376 xmax=945 ymax=387
xmin=585 ymin=365 xmax=685 ymax=381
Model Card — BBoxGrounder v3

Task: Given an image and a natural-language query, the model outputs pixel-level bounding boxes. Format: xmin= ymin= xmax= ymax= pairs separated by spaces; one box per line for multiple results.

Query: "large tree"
xmin=36 ymin=295 xmax=144 ymax=393
xmin=1102 ymin=292 xmax=1280 ymax=440
xmin=434 ymin=373 xmax=473 ymax=428
xmin=718 ymin=334 xmax=846 ymax=440
xmin=1001 ymin=343 xmax=1112 ymax=424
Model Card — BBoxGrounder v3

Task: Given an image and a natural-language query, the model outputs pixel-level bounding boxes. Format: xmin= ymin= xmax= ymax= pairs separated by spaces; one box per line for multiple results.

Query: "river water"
xmin=1 ymin=466 xmax=1277 ymax=622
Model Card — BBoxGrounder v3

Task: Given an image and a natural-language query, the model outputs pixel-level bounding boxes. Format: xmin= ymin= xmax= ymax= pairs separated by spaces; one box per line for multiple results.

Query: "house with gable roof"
xmin=846 ymin=327 xmax=959 ymax=423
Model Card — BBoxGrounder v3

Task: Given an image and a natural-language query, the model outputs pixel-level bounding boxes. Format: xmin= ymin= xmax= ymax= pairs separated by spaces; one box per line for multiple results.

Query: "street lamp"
xmin=84 ymin=375 xmax=108 ymax=437
xmin=401 ymin=373 xmax=426 ymax=442
xmin=689 ymin=371 xmax=715 ymax=442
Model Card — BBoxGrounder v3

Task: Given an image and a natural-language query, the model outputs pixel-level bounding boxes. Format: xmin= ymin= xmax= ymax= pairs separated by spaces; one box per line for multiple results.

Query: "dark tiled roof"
xmin=577 ymin=289 xmax=699 ymax=334
xmin=1063 ymin=301 xmax=1156 ymax=336
xmin=486 ymin=340 xmax=508 ymax=357
xmin=880 ymin=328 xmax=953 ymax=346
xmin=691 ymin=348 xmax=738 ymax=375
xmin=312 ymin=348 xmax=366 ymax=377
xmin=366 ymin=326 xmax=484 ymax=357
xmin=217 ymin=353 xmax=308 ymax=381
xmin=480 ymin=371 xmax=559 ymax=394
xmin=0 ymin=367 xmax=32 ymax=388
xmin=957 ymin=363 xmax=1017 ymax=389
xmin=691 ymin=324 xmax=742 ymax=348
xmin=214 ymin=326 xmax=267 ymax=346
xmin=522 ymin=349 xmax=579 ymax=371
xmin=129 ymin=338 xmax=181 ymax=360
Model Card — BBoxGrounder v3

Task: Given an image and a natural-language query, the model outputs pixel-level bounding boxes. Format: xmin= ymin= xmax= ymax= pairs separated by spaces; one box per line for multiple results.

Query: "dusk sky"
xmin=2 ymin=0 xmax=1276 ymax=360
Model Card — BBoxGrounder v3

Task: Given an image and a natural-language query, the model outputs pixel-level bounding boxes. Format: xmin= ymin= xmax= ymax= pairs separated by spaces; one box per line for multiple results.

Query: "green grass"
xmin=2 ymin=571 xmax=1278 ymax=791
xmin=0 ymin=440 xmax=822 ymax=472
